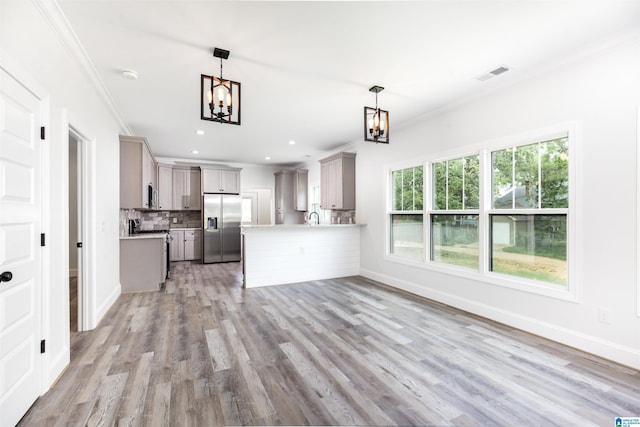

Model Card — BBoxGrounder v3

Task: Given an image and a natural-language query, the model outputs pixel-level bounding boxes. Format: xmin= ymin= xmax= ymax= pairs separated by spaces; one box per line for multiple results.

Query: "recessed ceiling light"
xmin=289 ymin=140 xmax=296 ymax=145
xmin=265 ymin=156 xmax=271 ymax=160
xmin=195 ymin=130 xmax=205 ymax=135
xmin=121 ymin=69 xmax=138 ymax=80
xmin=192 ymin=150 xmax=199 ymax=154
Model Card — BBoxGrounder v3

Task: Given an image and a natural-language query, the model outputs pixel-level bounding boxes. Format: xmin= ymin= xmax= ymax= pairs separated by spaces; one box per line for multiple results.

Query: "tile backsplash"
xmin=120 ymin=209 xmax=202 ymax=235
xmin=168 ymin=211 xmax=201 ymax=228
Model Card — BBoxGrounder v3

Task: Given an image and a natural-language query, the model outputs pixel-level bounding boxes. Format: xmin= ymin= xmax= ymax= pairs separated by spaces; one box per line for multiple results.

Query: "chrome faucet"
xmin=308 ymin=211 xmax=320 ymax=225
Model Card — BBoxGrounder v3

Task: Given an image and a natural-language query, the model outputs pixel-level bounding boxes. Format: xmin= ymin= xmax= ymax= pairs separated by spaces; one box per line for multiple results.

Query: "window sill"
xmin=384 ymin=254 xmax=579 ymax=303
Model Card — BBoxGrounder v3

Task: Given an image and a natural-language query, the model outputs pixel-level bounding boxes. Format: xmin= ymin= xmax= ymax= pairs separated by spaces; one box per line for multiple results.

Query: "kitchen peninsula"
xmin=241 ymin=223 xmax=364 ymax=288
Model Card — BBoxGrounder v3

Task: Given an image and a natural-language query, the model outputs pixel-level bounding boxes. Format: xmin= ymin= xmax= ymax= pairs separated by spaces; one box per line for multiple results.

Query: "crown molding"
xmin=33 ymin=0 xmax=133 ymax=136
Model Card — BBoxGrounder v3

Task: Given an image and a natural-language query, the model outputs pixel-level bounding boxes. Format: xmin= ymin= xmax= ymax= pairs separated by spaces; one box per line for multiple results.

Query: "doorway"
xmin=68 ymin=128 xmax=88 ymax=334
xmin=242 ymin=188 xmax=272 ymax=225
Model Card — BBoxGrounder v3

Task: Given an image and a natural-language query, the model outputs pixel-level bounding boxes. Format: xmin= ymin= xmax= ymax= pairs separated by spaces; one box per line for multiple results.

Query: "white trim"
xmin=360 ymin=268 xmax=640 ymax=370
xmin=95 ymin=283 xmax=121 ymax=328
xmin=67 ymin=120 xmax=95 ymax=332
xmin=32 ymin=0 xmax=132 ymax=136
xmin=637 ymin=105 xmax=640 ymax=316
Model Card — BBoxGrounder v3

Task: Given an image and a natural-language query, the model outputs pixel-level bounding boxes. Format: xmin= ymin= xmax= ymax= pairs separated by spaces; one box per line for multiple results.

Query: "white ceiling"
xmin=58 ymin=1 xmax=640 ymax=166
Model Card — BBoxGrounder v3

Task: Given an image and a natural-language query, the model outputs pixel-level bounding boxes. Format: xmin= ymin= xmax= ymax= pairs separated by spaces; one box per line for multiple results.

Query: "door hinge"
xmin=77 ymin=242 xmax=83 ymax=248
xmin=40 ymin=233 xmax=46 ymax=247
xmin=40 ymin=339 xmax=45 ymax=354
xmin=40 ymin=126 xmax=45 ymax=140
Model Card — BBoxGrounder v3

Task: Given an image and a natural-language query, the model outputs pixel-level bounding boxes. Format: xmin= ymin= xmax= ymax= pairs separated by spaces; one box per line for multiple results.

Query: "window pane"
xmin=414 ymin=166 xmax=424 ymax=210
xmin=448 ymin=159 xmax=463 ymax=209
xmin=493 ymin=138 xmax=569 ymax=210
xmin=490 ymin=214 xmax=567 ymax=285
xmin=541 ymin=137 xmax=569 ymax=208
xmin=514 ymin=143 xmax=539 ymax=208
xmin=433 ymin=155 xmax=478 ymax=211
xmin=393 ymin=170 xmax=403 ymax=210
xmin=463 ymin=155 xmax=480 ymax=209
xmin=391 ymin=214 xmax=423 ymax=260
xmin=402 ymin=168 xmax=415 ymax=210
xmin=492 ymin=148 xmax=514 ymax=209
xmin=431 ymin=214 xmax=479 ymax=269
xmin=433 ymin=162 xmax=446 ymax=210
xmin=392 ymin=166 xmax=423 ymax=211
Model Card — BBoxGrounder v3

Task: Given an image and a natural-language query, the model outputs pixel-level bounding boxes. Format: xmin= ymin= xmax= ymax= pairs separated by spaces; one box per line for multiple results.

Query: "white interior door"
xmin=0 ymin=68 xmax=43 ymax=427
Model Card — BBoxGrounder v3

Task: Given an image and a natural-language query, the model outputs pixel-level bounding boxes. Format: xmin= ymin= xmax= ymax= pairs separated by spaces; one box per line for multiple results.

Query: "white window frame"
xmin=429 ymin=153 xmax=481 ymax=271
xmin=384 ymin=122 xmax=580 ymax=302
xmin=387 ymin=164 xmax=425 ymax=263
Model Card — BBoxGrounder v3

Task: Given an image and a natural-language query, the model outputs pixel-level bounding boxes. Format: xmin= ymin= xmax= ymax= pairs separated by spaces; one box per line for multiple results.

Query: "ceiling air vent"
xmin=490 ymin=66 xmax=509 ymax=76
xmin=477 ymin=65 xmax=510 ymax=82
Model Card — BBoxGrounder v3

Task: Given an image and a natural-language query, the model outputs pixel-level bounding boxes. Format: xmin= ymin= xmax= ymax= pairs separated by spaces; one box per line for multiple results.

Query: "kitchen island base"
xmin=241 ymin=224 xmax=363 ymax=288
xmin=120 ymin=235 xmax=165 ymax=292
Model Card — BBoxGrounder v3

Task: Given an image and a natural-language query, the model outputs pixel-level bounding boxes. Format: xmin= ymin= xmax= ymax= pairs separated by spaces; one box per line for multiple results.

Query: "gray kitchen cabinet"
xmin=184 ymin=229 xmax=202 ymax=261
xmin=170 ymin=229 xmax=202 ymax=261
xmin=201 ymin=167 xmax=241 ymax=194
xmin=157 ymin=164 xmax=173 ymax=210
xmin=275 ymin=170 xmax=305 ymax=224
xmin=120 ymin=237 xmax=164 ymax=292
xmin=120 ymin=136 xmax=157 ymax=209
xmin=293 ymin=169 xmax=308 ymax=211
xmin=172 ymin=167 xmax=201 ymax=210
xmin=169 ymin=230 xmax=184 ymax=261
xmin=319 ymin=152 xmax=356 ymax=210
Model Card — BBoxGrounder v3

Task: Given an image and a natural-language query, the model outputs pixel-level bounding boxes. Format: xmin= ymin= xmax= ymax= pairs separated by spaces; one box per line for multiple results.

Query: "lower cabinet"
xmin=170 ymin=229 xmax=202 ymax=261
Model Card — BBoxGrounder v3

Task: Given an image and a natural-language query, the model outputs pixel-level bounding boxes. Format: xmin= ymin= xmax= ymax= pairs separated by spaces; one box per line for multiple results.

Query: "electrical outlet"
xmin=173 ymin=217 xmax=177 ymax=223
xmin=299 ymin=247 xmax=304 ymax=254
xmin=598 ymin=307 xmax=611 ymax=324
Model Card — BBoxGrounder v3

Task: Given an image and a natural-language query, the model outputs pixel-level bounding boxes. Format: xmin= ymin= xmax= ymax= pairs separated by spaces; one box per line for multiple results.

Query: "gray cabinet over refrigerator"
xmin=203 ymin=194 xmax=242 ymax=263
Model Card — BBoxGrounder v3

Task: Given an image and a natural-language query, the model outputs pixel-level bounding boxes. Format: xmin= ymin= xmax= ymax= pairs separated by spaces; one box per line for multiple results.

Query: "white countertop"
xmin=241 ymin=223 xmax=365 ymax=229
xmin=120 ymin=233 xmax=167 ymax=240
xmin=169 ymin=227 xmax=200 ymax=231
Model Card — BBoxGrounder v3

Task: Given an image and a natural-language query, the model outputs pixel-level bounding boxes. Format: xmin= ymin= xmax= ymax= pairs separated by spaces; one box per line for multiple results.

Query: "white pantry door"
xmin=0 ymin=68 xmax=43 ymax=427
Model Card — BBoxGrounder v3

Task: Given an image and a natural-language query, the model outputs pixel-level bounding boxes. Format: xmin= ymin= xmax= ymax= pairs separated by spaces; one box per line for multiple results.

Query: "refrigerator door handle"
xmin=208 ymin=217 xmax=218 ymax=230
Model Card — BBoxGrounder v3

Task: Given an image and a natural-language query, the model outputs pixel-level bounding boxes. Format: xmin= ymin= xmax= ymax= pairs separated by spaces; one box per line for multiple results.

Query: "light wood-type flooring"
xmin=19 ymin=262 xmax=640 ymax=426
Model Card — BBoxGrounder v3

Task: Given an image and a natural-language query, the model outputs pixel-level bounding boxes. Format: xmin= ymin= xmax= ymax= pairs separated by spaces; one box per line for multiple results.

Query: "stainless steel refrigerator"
xmin=203 ymin=194 xmax=242 ymax=263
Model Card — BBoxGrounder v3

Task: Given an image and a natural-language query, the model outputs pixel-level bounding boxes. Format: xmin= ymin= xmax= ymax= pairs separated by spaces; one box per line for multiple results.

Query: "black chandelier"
xmin=364 ymin=85 xmax=389 ymax=144
xmin=201 ymin=48 xmax=241 ymax=125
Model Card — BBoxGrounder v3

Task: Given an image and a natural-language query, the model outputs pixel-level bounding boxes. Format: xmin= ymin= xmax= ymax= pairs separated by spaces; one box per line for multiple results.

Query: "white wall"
xmin=1 ymin=1 xmax=124 ymax=387
xmin=354 ymin=34 xmax=640 ymax=368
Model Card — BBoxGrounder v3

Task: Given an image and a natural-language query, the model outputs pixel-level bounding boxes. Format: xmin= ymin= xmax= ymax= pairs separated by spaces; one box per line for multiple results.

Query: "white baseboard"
xmin=92 ymin=283 xmax=121 ymax=330
xmin=44 ymin=344 xmax=70 ymax=393
xmin=360 ymin=268 xmax=640 ymax=370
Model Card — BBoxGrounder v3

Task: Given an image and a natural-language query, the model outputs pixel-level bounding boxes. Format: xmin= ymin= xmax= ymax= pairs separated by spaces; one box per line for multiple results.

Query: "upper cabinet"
xmin=201 ymin=167 xmax=241 ymax=194
xmin=172 ymin=168 xmax=201 ymax=210
xmin=120 ymin=136 xmax=157 ymax=209
xmin=275 ymin=169 xmax=308 ymax=212
xmin=157 ymin=164 xmax=173 ymax=210
xmin=274 ymin=170 xmax=306 ymax=224
xmin=293 ymin=169 xmax=308 ymax=211
xmin=274 ymin=170 xmax=294 ymax=211
xmin=319 ymin=152 xmax=356 ymax=210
